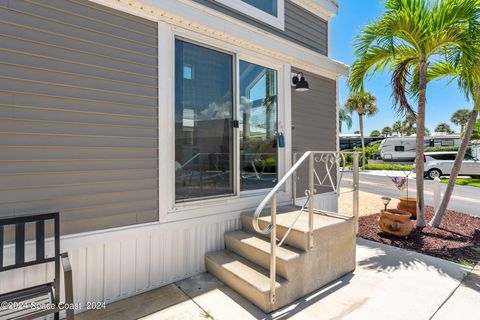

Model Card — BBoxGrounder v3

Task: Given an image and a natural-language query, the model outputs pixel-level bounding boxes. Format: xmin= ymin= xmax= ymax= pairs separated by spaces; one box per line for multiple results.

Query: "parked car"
xmin=419 ymin=152 xmax=480 ymax=179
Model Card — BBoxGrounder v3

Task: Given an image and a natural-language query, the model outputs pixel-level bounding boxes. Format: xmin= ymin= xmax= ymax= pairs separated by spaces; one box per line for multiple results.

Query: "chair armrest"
xmin=61 ymin=252 xmax=74 ymax=319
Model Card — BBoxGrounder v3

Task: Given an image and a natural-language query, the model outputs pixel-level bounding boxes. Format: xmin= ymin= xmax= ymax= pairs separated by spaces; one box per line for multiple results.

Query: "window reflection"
xmin=239 ymin=61 xmax=278 ymax=191
xmin=241 ymin=0 xmax=278 ymax=16
xmin=175 ymin=40 xmax=234 ymax=201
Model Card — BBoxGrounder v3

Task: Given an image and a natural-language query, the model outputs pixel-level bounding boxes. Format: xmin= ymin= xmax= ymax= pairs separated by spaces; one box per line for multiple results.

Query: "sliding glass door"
xmin=239 ymin=61 xmax=278 ymax=191
xmin=174 ymin=39 xmax=279 ymax=202
xmin=175 ymin=39 xmax=234 ymax=202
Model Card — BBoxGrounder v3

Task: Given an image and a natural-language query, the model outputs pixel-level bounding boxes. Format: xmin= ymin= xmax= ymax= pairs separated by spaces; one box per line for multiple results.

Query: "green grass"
xmin=451 ymin=259 xmax=476 ymax=267
xmin=472 ymin=247 xmax=480 ymax=254
xmin=363 ymin=164 xmax=413 ymax=171
xmin=440 ymin=178 xmax=480 ymax=187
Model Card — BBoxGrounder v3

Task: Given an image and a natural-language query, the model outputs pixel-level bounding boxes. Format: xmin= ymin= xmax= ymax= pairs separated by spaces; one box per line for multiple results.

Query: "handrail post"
xmin=308 ymin=152 xmax=314 ymax=249
xmin=270 ymin=194 xmax=277 ymax=305
xmin=292 ymin=153 xmax=297 ymax=206
xmin=353 ymin=152 xmax=360 ymax=234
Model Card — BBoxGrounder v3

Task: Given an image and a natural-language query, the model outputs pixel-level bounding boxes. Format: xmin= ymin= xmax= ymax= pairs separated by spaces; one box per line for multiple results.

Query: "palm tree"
xmin=435 ymin=123 xmax=454 ymax=134
xmin=451 ymin=109 xmax=471 ymax=133
xmin=344 ymin=92 xmax=378 ymax=168
xmin=339 ymin=107 xmax=353 ymax=133
xmin=425 ymin=127 xmax=431 ymax=136
xmin=348 ymin=0 xmax=479 ymax=227
xmin=392 ymin=121 xmax=403 ymax=136
xmin=381 ymin=126 xmax=392 ymax=137
xmin=472 ymin=121 xmax=480 ymax=140
xmin=428 ymin=46 xmax=480 ymax=227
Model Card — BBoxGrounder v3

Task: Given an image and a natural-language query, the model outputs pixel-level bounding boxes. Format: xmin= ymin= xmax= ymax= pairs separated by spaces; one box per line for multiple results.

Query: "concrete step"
xmin=205 ymin=249 xmax=287 ymax=313
xmin=241 ymin=205 xmax=353 ymax=250
xmin=224 ymin=230 xmax=302 ymax=280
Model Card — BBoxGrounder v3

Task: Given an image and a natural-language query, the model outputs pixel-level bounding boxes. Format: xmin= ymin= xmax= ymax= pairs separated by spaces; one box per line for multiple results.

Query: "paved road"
xmin=341 ymin=172 xmax=480 ymax=217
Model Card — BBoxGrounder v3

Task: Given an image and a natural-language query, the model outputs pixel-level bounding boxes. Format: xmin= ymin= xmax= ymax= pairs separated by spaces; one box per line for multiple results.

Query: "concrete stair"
xmin=205 ymin=206 xmax=356 ymax=313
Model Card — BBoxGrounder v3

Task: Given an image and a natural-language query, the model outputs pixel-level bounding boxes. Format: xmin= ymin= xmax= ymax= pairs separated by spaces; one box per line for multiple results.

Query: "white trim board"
xmin=89 ymin=0 xmax=348 ymax=79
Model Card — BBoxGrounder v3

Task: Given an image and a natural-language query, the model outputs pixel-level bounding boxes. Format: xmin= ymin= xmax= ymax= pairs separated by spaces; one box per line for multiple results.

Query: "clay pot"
xmin=397 ymin=197 xmax=417 ymax=219
xmin=378 ymin=209 xmax=414 ymax=237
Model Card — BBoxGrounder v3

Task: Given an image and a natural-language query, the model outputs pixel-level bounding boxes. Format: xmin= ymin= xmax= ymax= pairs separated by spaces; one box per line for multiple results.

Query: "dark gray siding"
xmin=0 ymin=0 xmax=158 ymax=235
xmin=291 ymin=68 xmax=337 ymax=196
xmin=192 ymin=0 xmax=328 ymax=55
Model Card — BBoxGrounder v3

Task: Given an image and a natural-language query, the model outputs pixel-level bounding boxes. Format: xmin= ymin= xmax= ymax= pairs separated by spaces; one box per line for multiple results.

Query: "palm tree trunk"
xmin=359 ymin=114 xmax=366 ymax=168
xmin=415 ymin=61 xmax=428 ymax=228
xmin=430 ymin=109 xmax=478 ymax=227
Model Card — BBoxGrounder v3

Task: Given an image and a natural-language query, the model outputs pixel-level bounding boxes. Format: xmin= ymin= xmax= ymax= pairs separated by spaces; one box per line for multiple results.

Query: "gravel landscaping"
xmin=358 ymin=207 xmax=480 ymax=266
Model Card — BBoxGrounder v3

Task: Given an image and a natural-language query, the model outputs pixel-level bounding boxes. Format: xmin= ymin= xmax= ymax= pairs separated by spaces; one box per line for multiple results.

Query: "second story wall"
xmin=192 ymin=0 xmax=329 ymax=56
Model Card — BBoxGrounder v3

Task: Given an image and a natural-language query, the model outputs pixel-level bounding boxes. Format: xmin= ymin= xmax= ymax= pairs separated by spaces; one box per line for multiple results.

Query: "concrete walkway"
xmin=431 ymin=263 xmax=480 ymax=320
xmin=77 ymin=239 xmax=475 ymax=320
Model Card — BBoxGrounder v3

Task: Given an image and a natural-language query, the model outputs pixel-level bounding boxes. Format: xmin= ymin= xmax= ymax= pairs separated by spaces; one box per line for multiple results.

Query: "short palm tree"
xmin=451 ymin=109 xmax=471 ymax=133
xmin=339 ymin=107 xmax=353 ymax=133
xmin=344 ymin=92 xmax=378 ymax=168
xmin=348 ymin=0 xmax=479 ymax=227
xmin=434 ymin=123 xmax=454 ymax=134
xmin=381 ymin=126 xmax=392 ymax=137
xmin=392 ymin=121 xmax=403 ymax=136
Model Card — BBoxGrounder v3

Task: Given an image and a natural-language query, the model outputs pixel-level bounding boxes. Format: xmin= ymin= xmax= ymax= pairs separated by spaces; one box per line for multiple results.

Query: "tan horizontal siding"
xmin=7 ymin=0 xmax=158 ymax=44
xmin=0 ymin=34 xmax=156 ymax=75
xmin=0 ymin=0 xmax=158 ymax=235
xmin=292 ymin=69 xmax=336 ymax=196
xmin=0 ymin=105 xmax=157 ymax=127
xmin=0 ymin=50 xmax=156 ymax=86
xmin=0 ymin=92 xmax=157 ymax=117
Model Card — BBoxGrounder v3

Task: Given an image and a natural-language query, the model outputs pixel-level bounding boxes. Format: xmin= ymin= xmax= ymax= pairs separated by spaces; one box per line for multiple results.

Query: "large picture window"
xmin=174 ymin=40 xmax=234 ymax=202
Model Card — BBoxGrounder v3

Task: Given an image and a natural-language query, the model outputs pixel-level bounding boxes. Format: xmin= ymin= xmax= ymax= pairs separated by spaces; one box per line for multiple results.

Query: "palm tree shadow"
xmin=357 ymin=238 xmax=470 ymax=278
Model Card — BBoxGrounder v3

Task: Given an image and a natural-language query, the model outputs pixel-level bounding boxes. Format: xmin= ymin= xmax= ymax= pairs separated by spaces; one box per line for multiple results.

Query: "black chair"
xmin=0 ymin=212 xmax=74 ymax=320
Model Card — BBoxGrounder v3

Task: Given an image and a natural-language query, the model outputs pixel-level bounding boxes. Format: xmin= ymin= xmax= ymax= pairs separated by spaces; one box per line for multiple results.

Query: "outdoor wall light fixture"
xmin=292 ymin=72 xmax=309 ymax=92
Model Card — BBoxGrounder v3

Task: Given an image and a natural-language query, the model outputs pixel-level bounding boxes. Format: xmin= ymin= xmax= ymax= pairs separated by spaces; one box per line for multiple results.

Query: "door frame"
xmin=159 ymin=22 xmax=290 ymax=221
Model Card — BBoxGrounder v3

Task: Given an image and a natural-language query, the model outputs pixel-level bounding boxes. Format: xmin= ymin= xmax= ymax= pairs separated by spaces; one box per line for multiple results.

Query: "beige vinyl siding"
xmin=291 ymin=69 xmax=337 ymax=196
xmin=0 ymin=0 xmax=158 ymax=235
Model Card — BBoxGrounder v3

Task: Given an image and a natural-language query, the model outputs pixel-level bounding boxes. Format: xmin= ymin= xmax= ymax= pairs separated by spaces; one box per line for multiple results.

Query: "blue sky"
xmin=331 ymin=0 xmax=473 ymax=134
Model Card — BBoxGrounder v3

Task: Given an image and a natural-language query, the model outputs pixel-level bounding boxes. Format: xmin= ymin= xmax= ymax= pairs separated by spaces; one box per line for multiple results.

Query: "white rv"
xmin=379 ymin=136 xmax=462 ymax=162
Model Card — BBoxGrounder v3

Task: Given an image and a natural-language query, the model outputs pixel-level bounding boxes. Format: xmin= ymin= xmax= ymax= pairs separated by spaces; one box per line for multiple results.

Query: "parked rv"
xmin=379 ymin=136 xmax=462 ymax=162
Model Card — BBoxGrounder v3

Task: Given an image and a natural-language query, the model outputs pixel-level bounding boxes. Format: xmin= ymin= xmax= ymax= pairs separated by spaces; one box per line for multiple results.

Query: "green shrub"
xmin=364 ymin=164 xmax=413 ymax=171
xmin=425 ymin=146 xmax=472 ymax=154
xmin=425 ymin=146 xmax=459 ymax=152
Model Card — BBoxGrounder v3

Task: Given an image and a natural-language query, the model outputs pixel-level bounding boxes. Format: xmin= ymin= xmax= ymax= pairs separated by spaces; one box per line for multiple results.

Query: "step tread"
xmin=205 ymin=250 xmax=286 ymax=293
xmin=225 ymin=230 xmax=303 ymax=260
xmin=242 ymin=205 xmax=349 ymax=233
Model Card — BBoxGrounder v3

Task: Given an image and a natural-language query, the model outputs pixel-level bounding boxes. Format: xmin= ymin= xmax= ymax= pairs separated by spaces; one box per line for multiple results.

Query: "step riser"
xmin=205 ymin=256 xmax=271 ymax=312
xmin=241 ymin=214 xmax=308 ymax=250
xmin=225 ymin=234 xmax=291 ymax=280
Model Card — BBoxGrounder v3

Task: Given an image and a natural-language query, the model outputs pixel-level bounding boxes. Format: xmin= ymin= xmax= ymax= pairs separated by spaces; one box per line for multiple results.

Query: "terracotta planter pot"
xmin=397 ymin=197 xmax=417 ymax=219
xmin=378 ymin=209 xmax=414 ymax=237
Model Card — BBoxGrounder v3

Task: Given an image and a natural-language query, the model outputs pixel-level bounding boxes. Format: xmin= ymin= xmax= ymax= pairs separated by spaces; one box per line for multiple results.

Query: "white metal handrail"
xmin=251 ymin=151 xmax=359 ymax=305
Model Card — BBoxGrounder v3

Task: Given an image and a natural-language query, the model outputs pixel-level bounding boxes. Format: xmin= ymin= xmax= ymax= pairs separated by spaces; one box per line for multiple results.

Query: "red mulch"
xmin=358 ymin=207 xmax=480 ymax=265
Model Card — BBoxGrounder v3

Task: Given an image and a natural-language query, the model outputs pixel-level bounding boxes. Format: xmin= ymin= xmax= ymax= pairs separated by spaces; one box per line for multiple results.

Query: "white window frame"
xmin=158 ymin=24 xmax=291 ymax=222
xmin=214 ymin=0 xmax=285 ymax=30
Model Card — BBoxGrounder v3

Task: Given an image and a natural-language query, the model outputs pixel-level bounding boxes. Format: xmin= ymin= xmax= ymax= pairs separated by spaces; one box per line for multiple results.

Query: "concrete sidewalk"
xmin=432 ymin=263 xmax=480 ymax=320
xmin=134 ymin=239 xmax=474 ymax=320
